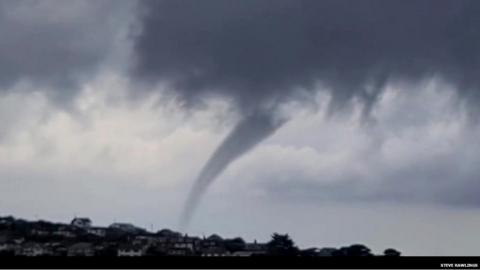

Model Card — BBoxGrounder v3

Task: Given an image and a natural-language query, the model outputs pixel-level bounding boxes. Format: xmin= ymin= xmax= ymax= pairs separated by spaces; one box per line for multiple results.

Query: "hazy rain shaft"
xmin=130 ymin=0 xmax=480 ymax=226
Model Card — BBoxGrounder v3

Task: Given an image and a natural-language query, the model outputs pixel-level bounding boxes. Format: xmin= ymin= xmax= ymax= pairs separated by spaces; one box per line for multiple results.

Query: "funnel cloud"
xmin=180 ymin=111 xmax=285 ymax=228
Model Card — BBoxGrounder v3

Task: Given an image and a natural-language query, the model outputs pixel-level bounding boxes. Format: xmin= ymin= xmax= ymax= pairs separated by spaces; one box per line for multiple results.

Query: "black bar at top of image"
xmin=1 ymin=256 xmax=480 ymax=269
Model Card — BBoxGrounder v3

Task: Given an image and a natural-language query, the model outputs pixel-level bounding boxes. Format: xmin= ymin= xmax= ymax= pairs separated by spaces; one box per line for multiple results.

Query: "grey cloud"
xmin=251 ymin=122 xmax=480 ymax=208
xmin=131 ymin=1 xmax=480 ymax=222
xmin=0 ymin=0 xmax=131 ymax=101
xmin=132 ymin=0 xmax=480 ymax=114
xmin=262 ymin=158 xmax=480 ymax=208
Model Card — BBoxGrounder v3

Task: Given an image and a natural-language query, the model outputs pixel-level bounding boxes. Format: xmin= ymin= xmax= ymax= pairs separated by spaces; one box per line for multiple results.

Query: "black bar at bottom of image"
xmin=1 ymin=256 xmax=480 ymax=269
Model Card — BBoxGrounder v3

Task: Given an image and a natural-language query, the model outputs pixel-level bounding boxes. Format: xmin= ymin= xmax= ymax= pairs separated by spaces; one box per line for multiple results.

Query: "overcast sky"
xmin=1 ymin=0 xmax=480 ymax=256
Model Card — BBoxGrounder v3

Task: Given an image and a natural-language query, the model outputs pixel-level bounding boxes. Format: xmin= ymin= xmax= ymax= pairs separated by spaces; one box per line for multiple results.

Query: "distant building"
xmin=13 ymin=237 xmax=25 ymax=245
xmin=167 ymin=247 xmax=190 ymax=256
xmin=68 ymin=242 xmax=95 ymax=256
xmin=117 ymin=244 xmax=146 ymax=257
xmin=45 ymin=242 xmax=68 ymax=256
xmin=71 ymin=218 xmax=92 ymax=229
xmin=87 ymin=227 xmax=106 ymax=237
xmin=52 ymin=226 xmax=76 ymax=238
xmin=0 ymin=242 xmax=16 ymax=253
xmin=0 ymin=216 xmax=15 ymax=226
xmin=242 ymin=240 xmax=267 ymax=256
xmin=30 ymin=229 xmax=50 ymax=236
xmin=0 ymin=232 xmax=12 ymax=244
xmin=201 ymin=234 xmax=224 ymax=250
xmin=0 ymin=243 xmax=8 ymax=251
xmin=109 ymin=223 xmax=145 ymax=233
xmin=168 ymin=236 xmax=197 ymax=256
xmin=0 ymin=232 xmax=24 ymax=248
xmin=200 ymin=246 xmax=229 ymax=257
xmin=16 ymin=242 xmax=48 ymax=256
xmin=231 ymin=251 xmax=255 ymax=257
xmin=173 ymin=237 xmax=195 ymax=251
xmin=133 ymin=235 xmax=158 ymax=246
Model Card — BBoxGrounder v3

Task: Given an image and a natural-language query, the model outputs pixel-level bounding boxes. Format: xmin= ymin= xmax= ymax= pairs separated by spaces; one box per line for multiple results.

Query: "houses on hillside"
xmin=0 ymin=216 xmax=239 ymax=257
xmin=1 ymin=216 xmax=270 ymax=257
xmin=68 ymin=243 xmax=95 ymax=257
xmin=16 ymin=242 xmax=48 ymax=257
xmin=0 ymin=215 xmax=396 ymax=257
xmin=117 ymin=244 xmax=146 ymax=257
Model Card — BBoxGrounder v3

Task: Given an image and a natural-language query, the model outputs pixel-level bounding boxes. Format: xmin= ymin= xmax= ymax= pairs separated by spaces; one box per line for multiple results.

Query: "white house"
xmin=172 ymin=237 xmax=196 ymax=251
xmin=16 ymin=242 xmax=48 ymax=256
xmin=87 ymin=227 xmax=106 ymax=237
xmin=0 ymin=242 xmax=15 ymax=252
xmin=117 ymin=245 xmax=145 ymax=257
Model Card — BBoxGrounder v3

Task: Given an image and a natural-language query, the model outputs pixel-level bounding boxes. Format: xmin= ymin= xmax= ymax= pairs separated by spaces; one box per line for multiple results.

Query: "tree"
xmin=348 ymin=244 xmax=372 ymax=256
xmin=224 ymin=237 xmax=246 ymax=253
xmin=384 ymin=248 xmax=401 ymax=257
xmin=333 ymin=244 xmax=373 ymax=256
xmin=266 ymin=233 xmax=299 ymax=256
xmin=300 ymin=248 xmax=319 ymax=257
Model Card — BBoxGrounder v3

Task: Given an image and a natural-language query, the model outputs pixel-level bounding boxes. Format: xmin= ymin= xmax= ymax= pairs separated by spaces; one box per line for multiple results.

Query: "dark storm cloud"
xmin=0 ymin=0 xmax=129 ymax=100
xmin=131 ymin=0 xmax=480 ymax=224
xmin=132 ymin=0 xmax=480 ymax=113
